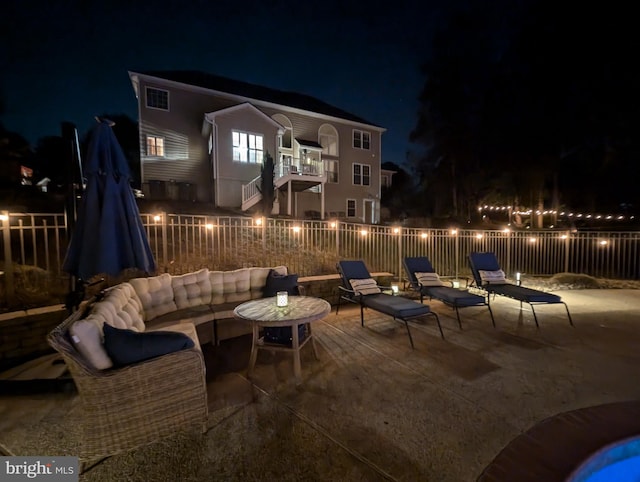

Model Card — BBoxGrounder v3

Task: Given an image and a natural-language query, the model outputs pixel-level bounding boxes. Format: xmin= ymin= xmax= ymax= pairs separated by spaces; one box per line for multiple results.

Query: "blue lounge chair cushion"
xmin=363 ymin=293 xmax=431 ymax=319
xmin=485 ymin=284 xmax=562 ymax=303
xmin=425 ymin=287 xmax=486 ymax=307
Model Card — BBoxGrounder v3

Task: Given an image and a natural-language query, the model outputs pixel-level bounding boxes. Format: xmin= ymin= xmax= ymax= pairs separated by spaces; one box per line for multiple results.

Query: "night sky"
xmin=2 ymin=0 xmax=457 ymax=165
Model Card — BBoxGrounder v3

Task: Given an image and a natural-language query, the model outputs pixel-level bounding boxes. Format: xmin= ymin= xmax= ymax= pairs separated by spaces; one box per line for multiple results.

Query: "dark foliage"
xmin=410 ymin=0 xmax=640 ymax=222
xmin=259 ymin=151 xmax=275 ymax=216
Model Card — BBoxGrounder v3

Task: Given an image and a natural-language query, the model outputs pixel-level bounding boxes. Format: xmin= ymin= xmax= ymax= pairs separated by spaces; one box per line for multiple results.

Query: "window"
xmin=319 ymin=124 xmax=338 ymax=156
xmin=347 ymin=199 xmax=356 ymax=218
xmin=326 ymin=160 xmax=338 ymax=183
xmin=146 ymin=135 xmax=165 ymax=156
xmin=232 ymin=131 xmax=263 ymax=163
xmin=353 ymin=163 xmax=370 ymax=186
xmin=353 ymin=129 xmax=370 ymax=150
xmin=145 ymin=87 xmax=169 ymax=110
xmin=273 ymin=114 xmax=292 ymax=149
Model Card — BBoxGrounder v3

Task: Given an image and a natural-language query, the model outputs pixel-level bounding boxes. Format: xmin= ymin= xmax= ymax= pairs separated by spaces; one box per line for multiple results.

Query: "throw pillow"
xmin=349 ymin=278 xmax=382 ymax=295
xmin=415 ymin=272 xmax=444 ymax=287
xmin=102 ymin=324 xmax=195 ymax=368
xmin=479 ymin=269 xmax=507 ymax=284
xmin=263 ymin=269 xmax=299 ymax=297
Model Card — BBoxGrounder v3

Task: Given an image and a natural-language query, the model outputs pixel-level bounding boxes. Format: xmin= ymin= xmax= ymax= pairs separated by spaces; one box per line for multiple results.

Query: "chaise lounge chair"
xmin=336 ymin=260 xmax=443 ymax=348
xmin=468 ymin=251 xmax=573 ymax=327
xmin=403 ymin=256 xmax=495 ymax=328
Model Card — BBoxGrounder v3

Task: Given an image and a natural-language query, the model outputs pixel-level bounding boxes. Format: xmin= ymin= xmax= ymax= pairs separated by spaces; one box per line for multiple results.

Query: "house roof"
xmin=295 ymin=138 xmax=323 ymax=150
xmin=135 ymin=70 xmax=382 ymax=129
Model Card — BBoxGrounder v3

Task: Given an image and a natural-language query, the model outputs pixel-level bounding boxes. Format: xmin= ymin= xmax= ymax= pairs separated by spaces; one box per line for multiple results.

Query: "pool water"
xmin=568 ymin=436 xmax=640 ymax=482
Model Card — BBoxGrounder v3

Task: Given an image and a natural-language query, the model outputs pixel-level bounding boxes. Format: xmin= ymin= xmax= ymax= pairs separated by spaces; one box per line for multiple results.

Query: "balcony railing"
xmin=276 ymin=157 xmax=324 ymax=178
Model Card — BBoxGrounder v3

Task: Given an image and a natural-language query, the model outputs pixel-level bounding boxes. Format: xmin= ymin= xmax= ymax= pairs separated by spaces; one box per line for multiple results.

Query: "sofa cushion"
xmin=208 ymin=268 xmax=251 ymax=304
xmin=129 ymin=273 xmax=177 ymax=320
xmin=263 ymin=269 xmax=299 ymax=297
xmin=69 ymin=315 xmax=114 ymax=370
xmin=147 ymin=305 xmax=214 ymax=329
xmin=102 ymin=323 xmax=195 ymax=368
xmin=87 ymin=283 xmax=145 ymax=331
xmin=172 ymin=268 xmax=212 ymax=309
xmin=249 ymin=266 xmax=287 ymax=299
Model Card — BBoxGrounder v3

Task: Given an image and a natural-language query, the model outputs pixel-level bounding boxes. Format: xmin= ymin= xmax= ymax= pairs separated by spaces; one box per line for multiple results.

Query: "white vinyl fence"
xmin=1 ymin=210 xmax=639 ymax=307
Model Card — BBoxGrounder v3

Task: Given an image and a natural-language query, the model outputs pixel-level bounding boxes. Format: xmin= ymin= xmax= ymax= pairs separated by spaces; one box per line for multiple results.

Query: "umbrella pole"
xmin=62 ymin=122 xmax=85 ymax=313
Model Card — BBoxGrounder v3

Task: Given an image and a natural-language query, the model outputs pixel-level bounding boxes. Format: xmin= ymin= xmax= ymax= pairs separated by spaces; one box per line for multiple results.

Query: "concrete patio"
xmin=1 ymin=289 xmax=640 ymax=481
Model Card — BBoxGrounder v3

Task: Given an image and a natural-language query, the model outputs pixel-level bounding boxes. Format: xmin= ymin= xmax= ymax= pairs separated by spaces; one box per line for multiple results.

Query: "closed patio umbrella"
xmin=62 ymin=118 xmax=156 ymax=288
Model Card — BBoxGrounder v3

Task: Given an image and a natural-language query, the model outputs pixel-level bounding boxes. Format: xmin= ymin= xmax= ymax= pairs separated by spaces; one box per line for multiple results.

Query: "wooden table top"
xmin=233 ymin=296 xmax=331 ymax=327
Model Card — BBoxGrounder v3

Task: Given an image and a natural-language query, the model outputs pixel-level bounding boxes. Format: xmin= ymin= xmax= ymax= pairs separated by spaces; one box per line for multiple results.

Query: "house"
xmin=128 ymin=70 xmax=386 ymax=222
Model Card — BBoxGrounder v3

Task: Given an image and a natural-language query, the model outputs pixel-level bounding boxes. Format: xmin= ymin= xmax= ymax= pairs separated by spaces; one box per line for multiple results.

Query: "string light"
xmin=478 ymin=205 xmax=634 ymax=221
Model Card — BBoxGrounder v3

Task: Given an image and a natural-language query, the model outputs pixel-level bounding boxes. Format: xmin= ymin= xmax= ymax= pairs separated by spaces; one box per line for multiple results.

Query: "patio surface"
xmin=1 ymin=289 xmax=640 ymax=481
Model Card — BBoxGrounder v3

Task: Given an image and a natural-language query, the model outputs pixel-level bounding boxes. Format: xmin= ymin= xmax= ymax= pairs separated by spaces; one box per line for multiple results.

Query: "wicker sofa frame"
xmin=47 ymin=306 xmax=208 ymax=460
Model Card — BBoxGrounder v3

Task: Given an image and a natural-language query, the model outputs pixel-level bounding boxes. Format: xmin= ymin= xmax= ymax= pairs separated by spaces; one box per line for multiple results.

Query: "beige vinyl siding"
xmin=212 ymin=108 xmax=279 ymax=207
xmin=138 ymin=80 xmax=249 ymax=202
xmin=135 ymin=74 xmax=383 ymax=217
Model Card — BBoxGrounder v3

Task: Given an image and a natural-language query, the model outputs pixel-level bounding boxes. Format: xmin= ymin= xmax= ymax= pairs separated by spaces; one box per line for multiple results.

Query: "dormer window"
xmin=145 ymin=87 xmax=169 ymax=111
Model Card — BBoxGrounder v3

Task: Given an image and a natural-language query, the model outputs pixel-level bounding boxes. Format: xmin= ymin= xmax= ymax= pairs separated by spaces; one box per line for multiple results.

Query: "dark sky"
xmin=2 ymin=0 xmax=457 ymax=165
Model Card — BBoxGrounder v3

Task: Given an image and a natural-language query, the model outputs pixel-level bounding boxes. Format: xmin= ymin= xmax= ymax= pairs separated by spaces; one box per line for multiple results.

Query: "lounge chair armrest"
xmin=338 ymin=285 xmax=363 ymax=300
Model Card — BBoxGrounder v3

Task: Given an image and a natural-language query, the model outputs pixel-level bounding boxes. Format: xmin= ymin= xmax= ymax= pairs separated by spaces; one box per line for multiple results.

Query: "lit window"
xmin=353 ymin=129 xmax=370 ymax=150
xmin=319 ymin=124 xmax=338 ymax=156
xmin=146 ymin=135 xmax=165 ymax=156
xmin=326 ymin=160 xmax=339 ymax=183
xmin=145 ymin=87 xmax=169 ymax=110
xmin=232 ymin=131 xmax=263 ymax=163
xmin=353 ymin=163 xmax=370 ymax=186
xmin=347 ymin=199 xmax=356 ymax=217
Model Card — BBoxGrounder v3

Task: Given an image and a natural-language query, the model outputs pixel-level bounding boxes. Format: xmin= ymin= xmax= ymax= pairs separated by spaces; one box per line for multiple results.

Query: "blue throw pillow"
xmin=102 ymin=323 xmax=195 ymax=367
xmin=263 ymin=270 xmax=299 ymax=297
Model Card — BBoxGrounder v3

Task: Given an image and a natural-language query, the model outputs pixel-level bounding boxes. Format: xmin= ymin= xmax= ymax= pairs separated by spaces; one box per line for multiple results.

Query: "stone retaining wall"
xmin=0 ymin=305 xmax=67 ymax=371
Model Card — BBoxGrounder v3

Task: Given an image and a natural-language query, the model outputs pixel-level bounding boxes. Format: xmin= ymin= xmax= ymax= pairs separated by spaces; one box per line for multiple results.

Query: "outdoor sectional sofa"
xmin=48 ymin=265 xmax=292 ymax=460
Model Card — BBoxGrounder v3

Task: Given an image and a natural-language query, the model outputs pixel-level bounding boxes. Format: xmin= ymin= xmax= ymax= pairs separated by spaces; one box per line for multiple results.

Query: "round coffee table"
xmin=233 ymin=296 xmax=331 ymax=382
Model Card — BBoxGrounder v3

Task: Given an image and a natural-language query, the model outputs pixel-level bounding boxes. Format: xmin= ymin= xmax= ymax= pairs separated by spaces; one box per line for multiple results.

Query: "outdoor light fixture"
xmin=391 ymin=284 xmax=399 ymax=295
xmin=360 ymin=229 xmax=367 ymax=236
xmin=393 ymin=227 xmax=400 ymax=234
xmin=153 ymin=215 xmax=161 ymax=222
xmin=276 ymin=291 xmax=289 ymax=307
xmin=330 ymin=221 xmax=337 ymax=228
xmin=529 ymin=237 xmax=537 ymax=243
xmin=560 ymin=234 xmax=568 ymax=239
xmin=452 ymin=280 xmax=461 ymax=289
xmin=599 ymin=240 xmax=609 ymax=246
xmin=476 ymin=233 xmax=483 ymax=239
xmin=205 ymin=223 xmax=214 ymax=230
xmin=516 ymin=272 xmax=521 ymax=285
xmin=292 ymin=226 xmax=301 ymax=233
xmin=255 ymin=217 xmax=262 ymax=226
xmin=0 ymin=214 xmax=8 ymax=222
xmin=450 ymin=229 xmax=458 ymax=235
xmin=421 ymin=232 xmax=428 ymax=239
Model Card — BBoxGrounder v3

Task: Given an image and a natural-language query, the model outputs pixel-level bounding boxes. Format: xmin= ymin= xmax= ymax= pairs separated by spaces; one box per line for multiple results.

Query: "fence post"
xmin=397 ymin=227 xmax=403 ymax=281
xmin=1 ymin=211 xmax=15 ymax=305
xmin=335 ymin=220 xmax=340 ymax=259
xmin=564 ymin=230 xmax=570 ymax=274
xmin=161 ymin=211 xmax=168 ymax=269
